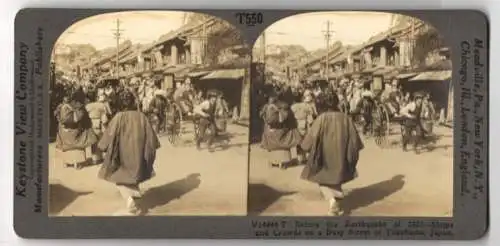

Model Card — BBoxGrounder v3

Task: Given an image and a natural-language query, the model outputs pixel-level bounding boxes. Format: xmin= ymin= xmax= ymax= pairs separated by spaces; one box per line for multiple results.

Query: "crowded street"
xmin=248 ymin=12 xmax=454 ymax=217
xmin=248 ymin=124 xmax=453 ymax=216
xmin=49 ymin=122 xmax=249 ymax=216
xmin=48 ymin=11 xmax=252 ymax=216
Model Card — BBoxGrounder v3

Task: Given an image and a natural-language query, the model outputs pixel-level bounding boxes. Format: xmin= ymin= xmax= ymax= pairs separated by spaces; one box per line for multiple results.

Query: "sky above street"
xmin=56 ymin=11 xmax=188 ymax=50
xmin=255 ymin=11 xmax=398 ymax=51
xmin=56 ymin=11 xmax=404 ymax=52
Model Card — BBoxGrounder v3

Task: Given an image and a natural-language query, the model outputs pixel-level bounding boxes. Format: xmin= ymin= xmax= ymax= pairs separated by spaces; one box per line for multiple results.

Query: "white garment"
xmin=399 ymin=101 xmax=417 ymax=118
xmin=193 ymin=100 xmax=211 ymax=116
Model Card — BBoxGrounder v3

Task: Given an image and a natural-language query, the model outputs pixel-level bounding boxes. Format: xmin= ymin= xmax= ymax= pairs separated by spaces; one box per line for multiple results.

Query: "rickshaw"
xmin=164 ymin=90 xmax=203 ymax=145
xmin=162 ymin=88 xmax=185 ymax=145
xmin=350 ymin=78 xmax=396 ymax=147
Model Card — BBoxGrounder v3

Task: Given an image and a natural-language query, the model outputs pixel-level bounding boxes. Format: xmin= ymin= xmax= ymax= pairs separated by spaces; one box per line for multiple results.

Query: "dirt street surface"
xmin=49 ymin=123 xmax=249 ymax=216
xmin=248 ymin=125 xmax=453 ymax=217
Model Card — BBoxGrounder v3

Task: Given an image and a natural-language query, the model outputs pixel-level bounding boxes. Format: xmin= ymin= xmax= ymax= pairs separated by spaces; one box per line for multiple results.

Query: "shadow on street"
xmin=49 ymin=184 xmax=93 ymax=215
xmin=247 ymin=183 xmax=297 ymax=215
xmin=138 ymin=173 xmax=201 ymax=213
xmin=339 ymin=174 xmax=406 ymax=215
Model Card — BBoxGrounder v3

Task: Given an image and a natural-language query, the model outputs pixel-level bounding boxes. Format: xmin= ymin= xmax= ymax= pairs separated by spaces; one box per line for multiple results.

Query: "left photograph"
xmin=48 ymin=11 xmax=251 ymax=216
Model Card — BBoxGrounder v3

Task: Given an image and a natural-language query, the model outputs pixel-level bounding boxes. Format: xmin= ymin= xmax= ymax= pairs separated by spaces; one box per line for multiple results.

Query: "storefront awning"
xmin=163 ymin=65 xmax=195 ymax=76
xmin=373 ymin=70 xmax=397 ymax=79
xmin=188 ymin=71 xmax=211 ymax=77
xmin=306 ymin=73 xmax=325 ymax=82
xmin=409 ymin=70 xmax=452 ymax=81
xmin=200 ymin=69 xmax=245 ymax=80
xmin=362 ymin=65 xmax=381 ymax=73
xmin=396 ymin=73 xmax=418 ymax=79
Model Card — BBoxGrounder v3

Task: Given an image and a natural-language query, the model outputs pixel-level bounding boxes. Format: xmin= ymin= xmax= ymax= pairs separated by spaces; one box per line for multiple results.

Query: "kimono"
xmin=85 ymin=101 xmax=111 ymax=162
xmin=215 ymin=98 xmax=230 ymax=132
xmin=149 ymin=95 xmax=168 ymax=133
xmin=55 ymin=101 xmax=98 ymax=164
xmin=97 ymin=110 xmax=160 ymax=185
xmin=420 ymin=101 xmax=436 ymax=135
xmin=260 ymin=101 xmax=302 ymax=151
xmin=300 ymin=111 xmax=364 ymax=185
xmin=85 ymin=101 xmax=111 ymax=136
xmin=291 ymin=102 xmax=316 ymax=136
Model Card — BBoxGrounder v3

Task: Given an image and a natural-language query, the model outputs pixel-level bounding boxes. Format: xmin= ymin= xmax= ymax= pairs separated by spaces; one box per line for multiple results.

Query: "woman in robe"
xmin=300 ymin=94 xmax=364 ymax=216
xmin=55 ymin=88 xmax=98 ymax=169
xmin=97 ymin=90 xmax=161 ymax=215
xmin=260 ymin=94 xmax=302 ymax=169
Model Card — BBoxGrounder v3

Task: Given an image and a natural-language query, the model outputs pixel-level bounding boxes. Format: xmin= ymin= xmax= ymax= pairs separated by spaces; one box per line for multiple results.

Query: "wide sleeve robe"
xmin=260 ymin=101 xmax=302 ymax=151
xmin=97 ymin=111 xmax=161 ymax=185
xmin=300 ymin=111 xmax=364 ymax=185
xmin=55 ymin=102 xmax=98 ymax=151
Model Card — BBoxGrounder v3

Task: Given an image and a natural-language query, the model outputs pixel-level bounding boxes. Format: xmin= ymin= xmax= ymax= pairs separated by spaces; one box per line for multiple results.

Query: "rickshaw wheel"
xmin=167 ymin=103 xmax=183 ymax=145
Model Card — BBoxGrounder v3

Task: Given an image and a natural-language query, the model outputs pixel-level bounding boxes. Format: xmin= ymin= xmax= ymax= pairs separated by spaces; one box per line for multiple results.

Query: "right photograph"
xmin=248 ymin=11 xmax=453 ymax=217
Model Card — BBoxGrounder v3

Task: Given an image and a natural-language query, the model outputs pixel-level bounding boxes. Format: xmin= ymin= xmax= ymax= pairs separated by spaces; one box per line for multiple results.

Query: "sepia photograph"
xmin=249 ymin=12 xmax=453 ymax=216
xmin=48 ymin=11 xmax=251 ymax=216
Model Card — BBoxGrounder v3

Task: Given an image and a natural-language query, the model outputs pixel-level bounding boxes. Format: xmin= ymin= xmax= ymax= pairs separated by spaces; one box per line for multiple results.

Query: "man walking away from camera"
xmin=300 ymin=94 xmax=364 ymax=216
xmin=97 ymin=90 xmax=160 ymax=216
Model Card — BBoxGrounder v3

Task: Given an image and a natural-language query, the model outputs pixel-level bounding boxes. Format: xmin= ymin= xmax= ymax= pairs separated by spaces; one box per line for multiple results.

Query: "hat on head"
xmin=207 ymin=90 xmax=218 ymax=98
xmin=413 ymin=91 xmax=425 ymax=99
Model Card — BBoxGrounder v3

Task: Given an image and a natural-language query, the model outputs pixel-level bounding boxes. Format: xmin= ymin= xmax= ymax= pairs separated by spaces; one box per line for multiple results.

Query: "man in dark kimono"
xmin=300 ymin=94 xmax=364 ymax=216
xmin=97 ymin=90 xmax=161 ymax=215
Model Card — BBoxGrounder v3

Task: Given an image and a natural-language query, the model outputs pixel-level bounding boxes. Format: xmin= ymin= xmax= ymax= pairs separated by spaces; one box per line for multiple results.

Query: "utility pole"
xmin=202 ymin=21 xmax=207 ymax=64
xmin=112 ymin=19 xmax=124 ymax=78
xmin=322 ymin=21 xmax=334 ymax=82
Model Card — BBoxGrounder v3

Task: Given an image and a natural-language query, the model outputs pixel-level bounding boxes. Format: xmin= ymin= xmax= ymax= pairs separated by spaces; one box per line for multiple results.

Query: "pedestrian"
xmin=149 ymin=89 xmax=168 ymax=134
xmin=421 ymin=93 xmax=436 ymax=138
xmin=290 ymin=93 xmax=316 ymax=163
xmin=260 ymin=93 xmax=302 ymax=169
xmin=299 ymin=93 xmax=364 ymax=216
xmin=215 ymin=92 xmax=230 ymax=134
xmin=193 ymin=90 xmax=218 ymax=151
xmin=352 ymin=89 xmax=375 ymax=135
xmin=97 ymin=90 xmax=161 ymax=215
xmin=399 ymin=91 xmax=424 ymax=153
xmin=55 ymin=88 xmax=98 ymax=169
xmin=85 ymin=90 xmax=112 ymax=164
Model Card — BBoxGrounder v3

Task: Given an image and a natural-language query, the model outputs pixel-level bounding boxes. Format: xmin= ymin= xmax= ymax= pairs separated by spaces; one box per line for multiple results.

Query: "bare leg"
xmin=319 ymin=184 xmax=344 ymax=216
xmin=115 ymin=184 xmax=142 ymax=216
